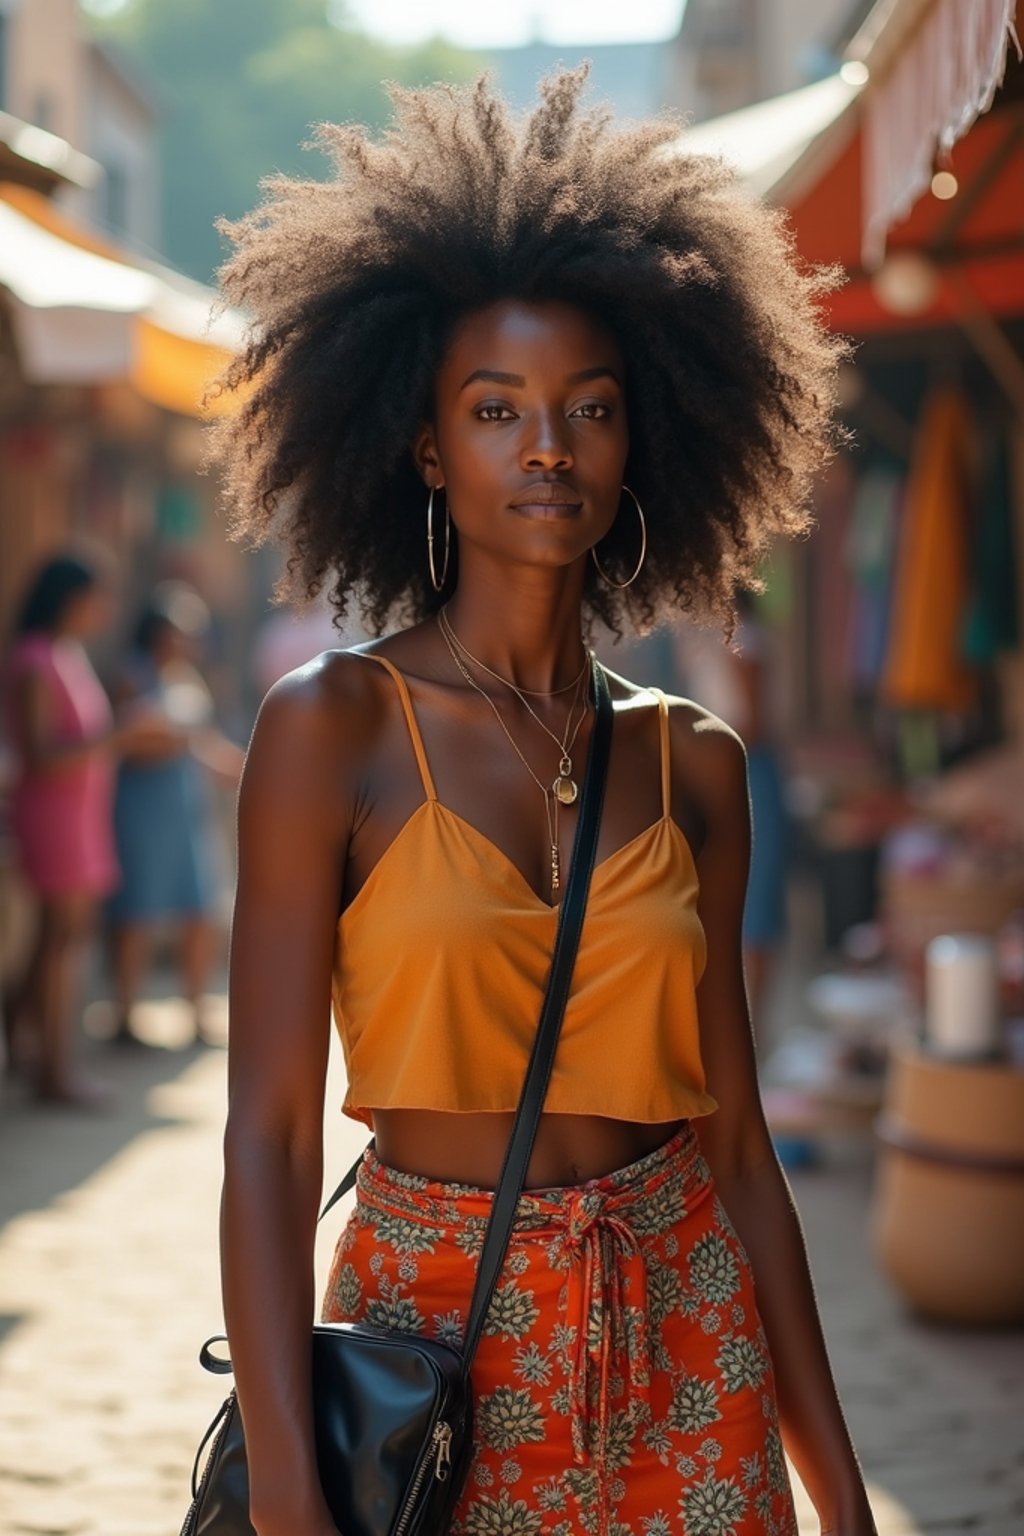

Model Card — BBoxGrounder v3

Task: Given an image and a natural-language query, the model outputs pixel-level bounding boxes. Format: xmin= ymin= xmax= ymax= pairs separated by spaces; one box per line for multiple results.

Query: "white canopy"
xmin=0 ymin=196 xmax=244 ymax=391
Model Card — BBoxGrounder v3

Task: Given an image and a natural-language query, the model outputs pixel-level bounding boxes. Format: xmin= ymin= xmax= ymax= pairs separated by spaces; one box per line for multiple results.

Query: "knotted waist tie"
xmin=563 ymin=1188 xmax=653 ymax=1472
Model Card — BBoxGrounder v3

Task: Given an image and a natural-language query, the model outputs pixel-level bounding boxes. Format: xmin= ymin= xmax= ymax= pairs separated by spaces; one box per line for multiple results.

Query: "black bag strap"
xmin=460 ymin=657 xmax=612 ymax=1372
xmin=319 ymin=1145 xmax=373 ymax=1222
xmin=319 ymin=657 xmax=614 ymax=1377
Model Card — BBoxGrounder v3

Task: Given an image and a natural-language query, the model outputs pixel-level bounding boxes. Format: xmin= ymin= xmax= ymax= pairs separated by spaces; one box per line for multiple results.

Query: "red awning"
xmin=788 ymin=102 xmax=1024 ymax=334
xmin=674 ymin=0 xmax=1024 ymax=337
xmin=852 ymin=0 xmax=1019 ymax=266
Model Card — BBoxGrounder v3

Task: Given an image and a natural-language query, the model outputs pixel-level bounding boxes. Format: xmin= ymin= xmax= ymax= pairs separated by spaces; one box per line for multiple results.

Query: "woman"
xmin=107 ymin=582 xmax=242 ymax=1045
xmin=214 ymin=73 xmax=875 ymax=1535
xmin=3 ymin=554 xmax=161 ymax=1103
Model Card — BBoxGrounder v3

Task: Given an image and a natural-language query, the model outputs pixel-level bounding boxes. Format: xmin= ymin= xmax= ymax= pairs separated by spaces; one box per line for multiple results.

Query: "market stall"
xmin=676 ymin=4 xmax=1024 ymax=1306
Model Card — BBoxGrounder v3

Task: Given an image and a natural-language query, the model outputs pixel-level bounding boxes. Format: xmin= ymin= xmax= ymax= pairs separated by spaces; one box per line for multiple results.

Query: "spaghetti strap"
xmin=359 ymin=653 xmax=437 ymax=802
xmin=650 ymin=688 xmax=671 ymax=817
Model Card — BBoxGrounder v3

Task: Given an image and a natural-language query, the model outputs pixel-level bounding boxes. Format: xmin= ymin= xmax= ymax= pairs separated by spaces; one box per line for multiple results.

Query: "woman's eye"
xmin=476 ymin=404 xmax=515 ymax=422
xmin=570 ymin=402 xmax=611 ymax=420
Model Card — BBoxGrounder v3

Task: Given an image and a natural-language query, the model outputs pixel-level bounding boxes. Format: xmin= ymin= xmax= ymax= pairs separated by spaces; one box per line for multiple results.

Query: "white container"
xmin=925 ymin=933 xmax=1000 ymax=1057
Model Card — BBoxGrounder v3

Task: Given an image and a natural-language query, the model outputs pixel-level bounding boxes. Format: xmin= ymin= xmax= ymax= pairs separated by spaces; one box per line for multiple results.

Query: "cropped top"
xmin=331 ymin=654 xmax=718 ymax=1127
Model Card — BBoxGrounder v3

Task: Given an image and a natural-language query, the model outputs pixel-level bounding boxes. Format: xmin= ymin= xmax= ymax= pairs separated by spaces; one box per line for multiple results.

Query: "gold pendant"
xmin=551 ymin=843 xmax=561 ymax=894
xmin=553 ymin=776 xmax=578 ymax=805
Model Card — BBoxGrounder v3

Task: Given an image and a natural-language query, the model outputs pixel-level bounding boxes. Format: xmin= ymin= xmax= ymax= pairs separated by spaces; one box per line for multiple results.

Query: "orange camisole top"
xmin=331 ymin=655 xmax=718 ymax=1128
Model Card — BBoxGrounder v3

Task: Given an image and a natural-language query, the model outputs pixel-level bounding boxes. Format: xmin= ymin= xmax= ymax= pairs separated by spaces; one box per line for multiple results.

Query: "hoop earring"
xmin=591 ymin=485 xmax=647 ymax=590
xmin=426 ymin=484 xmax=450 ymax=592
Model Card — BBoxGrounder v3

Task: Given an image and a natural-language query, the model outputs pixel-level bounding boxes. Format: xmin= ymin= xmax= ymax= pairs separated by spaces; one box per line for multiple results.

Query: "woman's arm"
xmin=680 ymin=713 xmax=876 ymax=1536
xmin=190 ymin=724 xmax=246 ymax=784
xmin=221 ymin=660 xmax=356 ymax=1536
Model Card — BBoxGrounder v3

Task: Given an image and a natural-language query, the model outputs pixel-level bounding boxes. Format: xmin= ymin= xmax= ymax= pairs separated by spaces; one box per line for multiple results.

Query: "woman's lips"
xmin=508 ymin=498 xmax=583 ymax=519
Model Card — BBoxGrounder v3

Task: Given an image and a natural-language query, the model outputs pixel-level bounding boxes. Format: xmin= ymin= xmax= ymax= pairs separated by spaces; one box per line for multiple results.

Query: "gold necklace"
xmin=438 ymin=606 xmax=589 ymax=805
xmin=437 ymin=621 xmax=588 ymax=899
xmin=439 ymin=607 xmax=589 ymax=697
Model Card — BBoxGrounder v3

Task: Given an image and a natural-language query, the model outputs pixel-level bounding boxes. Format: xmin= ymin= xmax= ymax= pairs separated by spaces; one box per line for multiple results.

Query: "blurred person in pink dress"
xmin=3 ymin=554 xmax=166 ymax=1105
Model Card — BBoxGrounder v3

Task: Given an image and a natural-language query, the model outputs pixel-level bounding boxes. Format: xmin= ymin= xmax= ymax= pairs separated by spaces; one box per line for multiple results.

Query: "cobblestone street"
xmin=1 ymin=991 xmax=1022 ymax=1536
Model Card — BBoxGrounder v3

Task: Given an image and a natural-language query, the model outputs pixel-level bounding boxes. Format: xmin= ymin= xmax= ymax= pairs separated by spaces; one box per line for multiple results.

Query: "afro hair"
xmin=208 ymin=65 xmax=845 ymax=637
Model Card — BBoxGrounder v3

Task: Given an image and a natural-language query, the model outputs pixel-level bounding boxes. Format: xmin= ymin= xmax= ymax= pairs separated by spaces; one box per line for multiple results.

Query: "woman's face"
xmin=61 ymin=580 xmax=114 ymax=639
xmin=415 ymin=299 xmax=629 ymax=578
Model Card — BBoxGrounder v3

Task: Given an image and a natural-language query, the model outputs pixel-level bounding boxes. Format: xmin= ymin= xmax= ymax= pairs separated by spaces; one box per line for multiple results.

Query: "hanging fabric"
xmin=880 ymin=390 xmax=978 ymax=714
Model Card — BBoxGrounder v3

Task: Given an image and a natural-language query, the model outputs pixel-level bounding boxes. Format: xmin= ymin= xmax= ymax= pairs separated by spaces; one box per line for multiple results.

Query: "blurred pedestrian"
xmin=2 ymin=553 xmax=164 ymax=1105
xmin=107 ymin=582 xmax=243 ymax=1046
xmin=679 ymin=591 xmax=790 ymax=1036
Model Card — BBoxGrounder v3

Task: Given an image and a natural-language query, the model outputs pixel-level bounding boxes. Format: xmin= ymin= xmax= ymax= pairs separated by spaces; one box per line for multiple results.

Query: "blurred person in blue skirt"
xmin=678 ymin=590 xmax=789 ymax=1038
xmin=107 ymin=582 xmax=243 ymax=1045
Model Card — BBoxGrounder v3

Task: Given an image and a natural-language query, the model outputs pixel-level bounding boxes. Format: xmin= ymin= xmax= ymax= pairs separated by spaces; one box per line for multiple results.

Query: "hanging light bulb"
xmin=931 ymin=170 xmax=958 ymax=200
xmin=871 ymin=252 xmax=940 ymax=316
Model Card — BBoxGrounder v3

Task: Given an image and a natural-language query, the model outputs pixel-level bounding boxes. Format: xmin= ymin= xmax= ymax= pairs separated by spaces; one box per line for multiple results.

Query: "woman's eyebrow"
xmin=459 ymin=368 xmax=525 ymax=391
xmin=459 ymin=365 xmax=621 ymax=391
xmin=565 ymin=366 xmax=621 ymax=386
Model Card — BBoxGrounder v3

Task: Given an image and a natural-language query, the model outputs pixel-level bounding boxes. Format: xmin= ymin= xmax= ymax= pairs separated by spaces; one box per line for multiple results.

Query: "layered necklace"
xmin=437 ymin=606 xmax=591 ymax=899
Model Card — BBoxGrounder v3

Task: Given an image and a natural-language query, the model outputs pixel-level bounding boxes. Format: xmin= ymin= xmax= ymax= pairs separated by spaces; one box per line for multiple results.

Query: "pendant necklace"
xmin=436 ymin=613 xmax=590 ymax=899
xmin=438 ymin=606 xmax=589 ymax=806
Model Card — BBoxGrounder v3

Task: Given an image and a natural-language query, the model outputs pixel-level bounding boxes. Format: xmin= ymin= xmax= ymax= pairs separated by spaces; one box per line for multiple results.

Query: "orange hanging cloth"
xmin=880 ymin=389 xmax=978 ymax=713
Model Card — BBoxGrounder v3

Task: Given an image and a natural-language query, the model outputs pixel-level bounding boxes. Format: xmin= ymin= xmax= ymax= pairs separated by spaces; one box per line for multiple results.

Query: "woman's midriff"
xmin=370 ymin=1108 xmax=689 ymax=1190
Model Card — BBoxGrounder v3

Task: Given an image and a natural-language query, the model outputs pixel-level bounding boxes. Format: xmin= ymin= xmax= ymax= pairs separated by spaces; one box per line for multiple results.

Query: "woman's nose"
xmin=521 ymin=413 xmax=574 ymax=471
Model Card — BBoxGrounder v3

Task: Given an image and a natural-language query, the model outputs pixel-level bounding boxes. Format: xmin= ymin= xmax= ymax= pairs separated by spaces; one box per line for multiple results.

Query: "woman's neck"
xmin=441 ymin=573 xmax=588 ymax=696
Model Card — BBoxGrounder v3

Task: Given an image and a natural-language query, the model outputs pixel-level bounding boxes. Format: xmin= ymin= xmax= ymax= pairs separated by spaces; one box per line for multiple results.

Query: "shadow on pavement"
xmin=0 ymin=993 xmax=227 ymax=1230
xmin=0 ymin=1312 xmax=24 ymax=1348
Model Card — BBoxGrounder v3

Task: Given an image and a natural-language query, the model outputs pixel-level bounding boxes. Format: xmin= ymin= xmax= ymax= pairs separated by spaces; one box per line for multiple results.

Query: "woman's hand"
xmin=110 ymin=706 xmax=183 ymax=759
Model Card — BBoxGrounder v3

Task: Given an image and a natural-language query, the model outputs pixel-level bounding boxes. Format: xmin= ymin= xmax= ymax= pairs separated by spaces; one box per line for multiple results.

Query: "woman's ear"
xmin=412 ymin=424 xmax=443 ymax=488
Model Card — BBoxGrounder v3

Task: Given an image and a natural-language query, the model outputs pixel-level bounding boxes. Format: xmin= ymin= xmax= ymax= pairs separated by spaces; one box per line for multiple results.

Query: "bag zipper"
xmin=179 ymin=1393 xmax=235 ymax=1536
xmin=393 ymin=1420 xmax=453 ymax=1536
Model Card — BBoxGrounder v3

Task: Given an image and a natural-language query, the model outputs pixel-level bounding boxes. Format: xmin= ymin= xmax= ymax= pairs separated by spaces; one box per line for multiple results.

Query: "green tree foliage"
xmin=86 ymin=0 xmax=481 ymax=281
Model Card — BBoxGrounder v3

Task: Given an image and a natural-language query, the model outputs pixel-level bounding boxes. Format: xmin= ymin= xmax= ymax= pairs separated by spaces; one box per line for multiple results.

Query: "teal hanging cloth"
xmin=962 ymin=433 xmax=1019 ymax=664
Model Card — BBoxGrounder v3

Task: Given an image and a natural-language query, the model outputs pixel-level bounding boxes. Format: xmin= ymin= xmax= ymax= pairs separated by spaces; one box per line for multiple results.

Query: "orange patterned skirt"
xmin=321 ymin=1122 xmax=798 ymax=1535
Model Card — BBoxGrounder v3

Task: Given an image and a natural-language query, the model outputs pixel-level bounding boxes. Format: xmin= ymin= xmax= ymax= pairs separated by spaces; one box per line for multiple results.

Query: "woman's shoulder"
xmin=655 ymin=687 xmax=749 ymax=823
xmin=240 ymin=647 xmax=403 ymax=829
xmin=252 ymin=643 xmax=401 ymax=757
xmin=602 ymin=666 xmax=746 ymax=800
xmin=605 ymin=665 xmax=743 ymax=750
xmin=660 ymin=689 xmax=744 ymax=750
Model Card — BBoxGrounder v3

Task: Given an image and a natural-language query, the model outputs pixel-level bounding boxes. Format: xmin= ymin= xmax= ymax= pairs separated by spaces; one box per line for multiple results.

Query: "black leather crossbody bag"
xmin=180 ymin=658 xmax=613 ymax=1536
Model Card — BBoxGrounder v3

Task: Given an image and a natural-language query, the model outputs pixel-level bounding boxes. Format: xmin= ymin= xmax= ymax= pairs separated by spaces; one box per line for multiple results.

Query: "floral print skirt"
xmin=321 ymin=1122 xmax=798 ymax=1536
